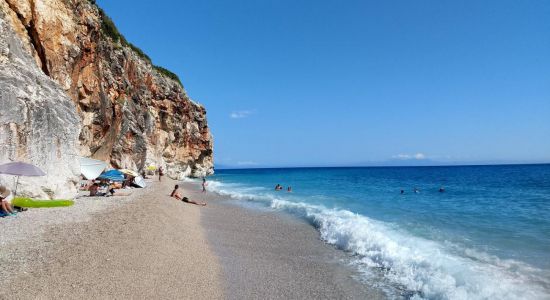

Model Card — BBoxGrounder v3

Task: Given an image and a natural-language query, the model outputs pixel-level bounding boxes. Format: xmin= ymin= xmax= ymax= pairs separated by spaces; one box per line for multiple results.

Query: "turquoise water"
xmin=205 ymin=165 xmax=550 ymax=299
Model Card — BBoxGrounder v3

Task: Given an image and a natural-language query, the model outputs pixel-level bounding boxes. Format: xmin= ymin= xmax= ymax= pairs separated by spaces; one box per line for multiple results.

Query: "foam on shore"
xmin=205 ymin=179 xmax=550 ymax=300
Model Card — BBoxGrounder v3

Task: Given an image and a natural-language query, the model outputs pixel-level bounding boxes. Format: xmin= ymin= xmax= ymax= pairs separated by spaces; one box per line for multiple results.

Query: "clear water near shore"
xmin=203 ymin=164 xmax=550 ymax=299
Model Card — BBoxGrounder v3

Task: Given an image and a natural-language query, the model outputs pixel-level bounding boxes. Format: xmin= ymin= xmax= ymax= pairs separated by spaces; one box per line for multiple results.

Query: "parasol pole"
xmin=14 ymin=175 xmax=20 ymax=196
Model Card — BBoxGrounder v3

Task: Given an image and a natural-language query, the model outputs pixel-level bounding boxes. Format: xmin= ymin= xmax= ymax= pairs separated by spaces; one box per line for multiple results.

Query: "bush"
xmin=127 ymin=42 xmax=151 ymax=63
xmin=98 ymin=8 xmax=126 ymax=44
xmin=153 ymin=65 xmax=183 ymax=86
xmin=95 ymin=4 xmax=183 ymax=87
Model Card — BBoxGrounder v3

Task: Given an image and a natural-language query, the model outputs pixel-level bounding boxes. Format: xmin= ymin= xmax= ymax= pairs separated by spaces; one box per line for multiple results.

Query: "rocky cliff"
xmin=0 ymin=0 xmax=214 ymax=197
xmin=0 ymin=9 xmax=80 ymax=198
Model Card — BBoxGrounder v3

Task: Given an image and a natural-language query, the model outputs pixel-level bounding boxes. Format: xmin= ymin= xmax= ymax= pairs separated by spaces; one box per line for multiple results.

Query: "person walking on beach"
xmin=202 ymin=178 xmax=207 ymax=193
xmin=158 ymin=167 xmax=164 ymax=182
xmin=170 ymin=185 xmax=207 ymax=206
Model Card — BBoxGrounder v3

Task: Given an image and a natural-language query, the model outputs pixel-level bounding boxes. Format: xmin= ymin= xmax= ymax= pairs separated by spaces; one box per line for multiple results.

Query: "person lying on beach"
xmin=90 ymin=183 xmax=128 ymax=197
xmin=0 ymin=186 xmax=16 ymax=216
xmin=171 ymin=185 xmax=207 ymax=206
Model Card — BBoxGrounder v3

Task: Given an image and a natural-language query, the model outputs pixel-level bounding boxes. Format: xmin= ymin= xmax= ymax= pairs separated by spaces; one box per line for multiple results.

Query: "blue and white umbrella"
xmin=97 ymin=169 xmax=125 ymax=182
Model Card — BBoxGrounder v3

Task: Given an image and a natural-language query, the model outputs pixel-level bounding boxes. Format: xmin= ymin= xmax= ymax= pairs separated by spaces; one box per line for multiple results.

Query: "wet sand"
xmin=181 ymin=182 xmax=384 ymax=299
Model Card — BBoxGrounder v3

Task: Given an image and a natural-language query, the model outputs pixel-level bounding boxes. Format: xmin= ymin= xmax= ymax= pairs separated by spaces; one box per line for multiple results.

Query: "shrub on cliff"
xmin=153 ymin=66 xmax=183 ymax=86
xmin=98 ymin=8 xmax=126 ymax=44
xmin=127 ymin=42 xmax=151 ymax=63
xmin=96 ymin=5 xmax=182 ymax=87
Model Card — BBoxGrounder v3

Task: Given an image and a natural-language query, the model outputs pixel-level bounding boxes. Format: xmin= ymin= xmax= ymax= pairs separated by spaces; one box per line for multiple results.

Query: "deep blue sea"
xmin=202 ymin=164 xmax=550 ymax=299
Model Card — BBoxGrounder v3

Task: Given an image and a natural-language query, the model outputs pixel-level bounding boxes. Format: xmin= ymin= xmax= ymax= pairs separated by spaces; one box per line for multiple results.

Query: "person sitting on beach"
xmin=89 ymin=182 xmax=119 ymax=197
xmin=171 ymin=185 xmax=207 ymax=206
xmin=89 ymin=182 xmax=109 ymax=196
xmin=0 ymin=186 xmax=16 ymax=216
xmin=122 ymin=175 xmax=131 ymax=188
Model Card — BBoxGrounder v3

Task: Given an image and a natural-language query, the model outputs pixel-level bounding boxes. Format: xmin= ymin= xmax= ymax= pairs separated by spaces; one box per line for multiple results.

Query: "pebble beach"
xmin=0 ymin=178 xmax=377 ymax=299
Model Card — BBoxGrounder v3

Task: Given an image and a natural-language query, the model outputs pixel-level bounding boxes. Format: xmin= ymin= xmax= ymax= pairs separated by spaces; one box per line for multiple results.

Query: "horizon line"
xmin=214 ymin=161 xmax=550 ymax=170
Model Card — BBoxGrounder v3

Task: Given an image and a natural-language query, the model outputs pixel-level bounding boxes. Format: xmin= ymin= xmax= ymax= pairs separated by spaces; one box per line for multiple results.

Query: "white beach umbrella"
xmin=79 ymin=157 xmax=107 ymax=180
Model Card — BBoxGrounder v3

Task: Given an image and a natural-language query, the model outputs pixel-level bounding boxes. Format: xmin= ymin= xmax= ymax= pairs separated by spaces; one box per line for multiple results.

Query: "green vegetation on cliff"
xmin=96 ymin=5 xmax=182 ymax=87
xmin=153 ymin=66 xmax=183 ymax=86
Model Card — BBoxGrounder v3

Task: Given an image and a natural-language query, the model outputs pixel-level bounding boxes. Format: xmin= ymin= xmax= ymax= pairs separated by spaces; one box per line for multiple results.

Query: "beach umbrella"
xmin=119 ymin=169 xmax=139 ymax=177
xmin=79 ymin=157 xmax=107 ymax=180
xmin=0 ymin=161 xmax=46 ymax=195
xmin=97 ymin=169 xmax=125 ymax=182
xmin=133 ymin=175 xmax=147 ymax=188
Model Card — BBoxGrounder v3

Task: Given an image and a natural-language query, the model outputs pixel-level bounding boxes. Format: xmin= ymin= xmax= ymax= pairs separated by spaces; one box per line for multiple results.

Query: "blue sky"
xmin=97 ymin=0 xmax=550 ymax=168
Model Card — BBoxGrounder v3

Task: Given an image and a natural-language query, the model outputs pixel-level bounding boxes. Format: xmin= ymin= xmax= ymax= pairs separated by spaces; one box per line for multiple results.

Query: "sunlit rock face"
xmin=0 ymin=10 xmax=80 ymax=199
xmin=1 ymin=0 xmax=214 ymax=194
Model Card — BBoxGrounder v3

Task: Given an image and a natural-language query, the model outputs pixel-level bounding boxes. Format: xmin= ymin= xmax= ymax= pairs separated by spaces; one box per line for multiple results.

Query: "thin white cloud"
xmin=393 ymin=153 xmax=427 ymax=160
xmin=230 ymin=110 xmax=255 ymax=119
xmin=414 ymin=153 xmax=426 ymax=160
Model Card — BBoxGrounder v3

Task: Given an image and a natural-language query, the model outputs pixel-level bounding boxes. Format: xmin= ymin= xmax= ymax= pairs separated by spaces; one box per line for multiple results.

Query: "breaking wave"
xmin=206 ymin=180 xmax=550 ymax=299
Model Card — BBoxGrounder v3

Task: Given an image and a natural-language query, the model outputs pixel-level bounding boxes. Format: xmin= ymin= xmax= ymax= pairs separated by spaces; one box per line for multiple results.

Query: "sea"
xmin=201 ymin=164 xmax=550 ymax=300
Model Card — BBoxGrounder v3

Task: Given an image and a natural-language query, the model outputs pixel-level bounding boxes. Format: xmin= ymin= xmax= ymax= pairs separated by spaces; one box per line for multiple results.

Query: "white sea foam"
xmin=207 ymin=180 xmax=550 ymax=300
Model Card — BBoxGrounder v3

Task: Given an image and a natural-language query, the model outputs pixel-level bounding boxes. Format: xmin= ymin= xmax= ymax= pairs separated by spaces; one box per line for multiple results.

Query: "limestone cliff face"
xmin=0 ymin=11 xmax=80 ymax=198
xmin=1 ymin=0 xmax=214 ymax=182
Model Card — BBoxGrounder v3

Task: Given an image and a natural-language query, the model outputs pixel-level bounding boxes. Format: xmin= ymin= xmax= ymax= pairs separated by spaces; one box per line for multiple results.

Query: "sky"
xmin=97 ymin=0 xmax=550 ymax=168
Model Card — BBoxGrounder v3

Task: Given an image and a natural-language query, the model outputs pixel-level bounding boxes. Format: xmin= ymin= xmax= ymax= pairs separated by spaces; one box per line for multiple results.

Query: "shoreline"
xmin=180 ymin=181 xmax=385 ymax=299
xmin=0 ymin=178 xmax=384 ymax=299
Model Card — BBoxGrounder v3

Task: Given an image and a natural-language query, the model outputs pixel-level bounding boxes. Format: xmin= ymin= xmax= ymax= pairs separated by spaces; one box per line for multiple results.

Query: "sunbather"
xmin=0 ymin=186 xmax=16 ymax=215
xmin=89 ymin=183 xmax=105 ymax=196
xmin=170 ymin=185 xmax=206 ymax=206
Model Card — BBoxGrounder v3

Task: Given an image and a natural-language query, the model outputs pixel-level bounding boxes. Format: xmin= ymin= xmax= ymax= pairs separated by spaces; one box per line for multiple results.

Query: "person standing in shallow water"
xmin=202 ymin=178 xmax=207 ymax=193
